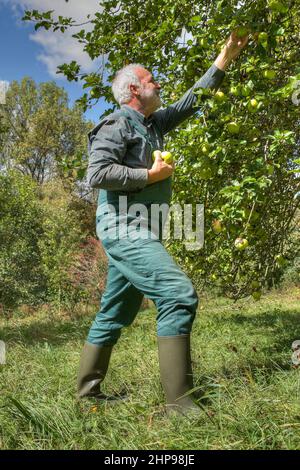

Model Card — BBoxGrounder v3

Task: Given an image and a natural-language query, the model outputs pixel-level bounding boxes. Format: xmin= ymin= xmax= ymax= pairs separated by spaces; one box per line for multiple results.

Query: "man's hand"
xmin=214 ymin=29 xmax=249 ymax=71
xmin=147 ymin=153 xmax=174 ymax=184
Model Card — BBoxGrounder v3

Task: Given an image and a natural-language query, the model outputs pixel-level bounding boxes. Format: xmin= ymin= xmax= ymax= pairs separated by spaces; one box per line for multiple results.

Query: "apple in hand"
xmin=152 ymin=150 xmax=162 ymax=161
xmin=161 ymin=151 xmax=173 ymax=164
xmin=235 ymin=26 xmax=249 ymax=38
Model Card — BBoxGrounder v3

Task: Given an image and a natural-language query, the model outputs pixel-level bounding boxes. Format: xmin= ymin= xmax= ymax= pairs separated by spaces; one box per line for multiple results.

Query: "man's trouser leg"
xmin=77 ymin=261 xmax=144 ymax=398
xmin=100 ymin=236 xmax=200 ymax=416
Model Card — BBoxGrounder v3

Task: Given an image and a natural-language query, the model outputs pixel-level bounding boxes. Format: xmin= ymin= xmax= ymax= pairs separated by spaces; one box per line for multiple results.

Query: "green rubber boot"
xmin=157 ymin=335 xmax=201 ymax=417
xmin=77 ymin=342 xmax=123 ymax=400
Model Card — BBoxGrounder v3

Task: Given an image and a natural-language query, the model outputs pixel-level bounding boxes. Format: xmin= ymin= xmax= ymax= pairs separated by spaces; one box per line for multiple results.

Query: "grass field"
xmin=1 ymin=286 xmax=300 ymax=450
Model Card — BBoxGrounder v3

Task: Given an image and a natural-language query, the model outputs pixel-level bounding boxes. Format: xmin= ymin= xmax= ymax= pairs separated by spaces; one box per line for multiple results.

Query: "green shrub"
xmin=0 ymin=171 xmax=46 ymax=311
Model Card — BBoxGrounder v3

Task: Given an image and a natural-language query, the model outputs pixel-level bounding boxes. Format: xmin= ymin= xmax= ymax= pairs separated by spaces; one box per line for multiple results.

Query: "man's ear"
xmin=129 ymin=83 xmax=140 ymax=97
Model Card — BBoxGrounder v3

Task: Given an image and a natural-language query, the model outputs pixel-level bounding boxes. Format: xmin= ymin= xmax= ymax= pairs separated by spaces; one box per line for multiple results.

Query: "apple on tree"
xmin=227 ymin=122 xmax=241 ymax=134
xmin=263 ymin=70 xmax=276 ymax=80
xmin=215 ymin=91 xmax=227 ymax=103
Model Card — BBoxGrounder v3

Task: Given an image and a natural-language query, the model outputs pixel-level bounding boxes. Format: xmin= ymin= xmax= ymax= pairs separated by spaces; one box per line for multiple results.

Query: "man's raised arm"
xmin=153 ymin=30 xmax=249 ymax=135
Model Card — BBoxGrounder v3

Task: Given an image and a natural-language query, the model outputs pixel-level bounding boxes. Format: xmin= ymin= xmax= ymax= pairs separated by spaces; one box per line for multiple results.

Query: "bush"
xmin=0 ymin=172 xmax=107 ymax=313
xmin=0 ymin=171 xmax=46 ymax=311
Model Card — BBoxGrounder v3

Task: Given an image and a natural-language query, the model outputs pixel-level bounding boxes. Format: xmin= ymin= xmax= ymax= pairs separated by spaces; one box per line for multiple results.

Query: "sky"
xmin=0 ymin=0 xmax=109 ymax=124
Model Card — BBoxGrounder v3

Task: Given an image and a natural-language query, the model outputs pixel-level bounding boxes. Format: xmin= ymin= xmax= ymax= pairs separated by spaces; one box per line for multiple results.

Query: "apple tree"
xmin=23 ymin=0 xmax=300 ymax=299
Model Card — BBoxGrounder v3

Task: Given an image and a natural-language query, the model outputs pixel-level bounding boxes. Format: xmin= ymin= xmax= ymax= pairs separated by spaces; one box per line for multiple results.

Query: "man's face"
xmin=134 ymin=67 xmax=161 ymax=112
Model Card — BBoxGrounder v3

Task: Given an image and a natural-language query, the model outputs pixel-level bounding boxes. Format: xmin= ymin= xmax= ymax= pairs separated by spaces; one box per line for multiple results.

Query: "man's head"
xmin=112 ymin=63 xmax=161 ymax=117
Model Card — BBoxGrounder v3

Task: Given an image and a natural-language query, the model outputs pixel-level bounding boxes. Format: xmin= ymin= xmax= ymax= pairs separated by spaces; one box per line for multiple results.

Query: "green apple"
xmin=201 ymin=143 xmax=210 ymax=154
xmin=257 ymin=32 xmax=268 ymax=44
xmin=161 ymin=151 xmax=173 ymax=164
xmin=235 ymin=26 xmax=248 ymax=38
xmin=152 ymin=150 xmax=162 ymax=161
xmin=234 ymin=237 xmax=249 ymax=250
xmin=90 ymin=89 xmax=100 ymax=98
xmin=227 ymin=122 xmax=240 ymax=134
xmin=230 ymin=86 xmax=240 ymax=96
xmin=212 ymin=219 xmax=223 ymax=234
xmin=263 ymin=70 xmax=276 ymax=80
xmin=252 ymin=291 xmax=262 ymax=301
xmin=241 ymin=85 xmax=252 ymax=97
xmin=247 ymin=98 xmax=260 ymax=113
xmin=215 ymin=91 xmax=226 ymax=103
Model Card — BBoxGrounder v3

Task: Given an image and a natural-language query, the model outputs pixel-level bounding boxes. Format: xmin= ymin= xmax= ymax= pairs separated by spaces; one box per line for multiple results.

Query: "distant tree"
xmin=0 ymin=77 xmax=93 ymax=185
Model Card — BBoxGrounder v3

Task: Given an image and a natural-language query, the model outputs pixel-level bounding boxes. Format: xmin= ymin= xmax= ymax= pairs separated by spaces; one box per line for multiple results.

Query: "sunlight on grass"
xmin=0 ymin=286 xmax=300 ymax=449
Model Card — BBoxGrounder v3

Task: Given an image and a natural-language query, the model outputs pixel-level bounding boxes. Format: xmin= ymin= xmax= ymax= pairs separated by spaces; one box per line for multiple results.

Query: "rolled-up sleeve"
xmin=87 ymin=119 xmax=149 ymax=191
xmin=154 ymin=63 xmax=225 ymax=135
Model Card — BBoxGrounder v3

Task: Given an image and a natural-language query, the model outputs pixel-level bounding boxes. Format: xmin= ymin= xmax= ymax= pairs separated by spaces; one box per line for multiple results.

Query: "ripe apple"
xmin=263 ymin=70 xmax=276 ymax=80
xmin=252 ymin=291 xmax=262 ymax=301
xmin=257 ymin=32 xmax=268 ymax=44
xmin=212 ymin=219 xmax=223 ymax=234
xmin=161 ymin=151 xmax=173 ymax=164
xmin=227 ymin=122 xmax=240 ymax=134
xmin=234 ymin=237 xmax=249 ymax=250
xmin=215 ymin=91 xmax=226 ymax=103
xmin=248 ymin=98 xmax=259 ymax=112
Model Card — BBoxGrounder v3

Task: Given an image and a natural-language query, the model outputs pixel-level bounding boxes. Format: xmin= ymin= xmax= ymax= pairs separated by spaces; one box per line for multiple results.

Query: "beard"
xmin=141 ymin=87 xmax=162 ymax=111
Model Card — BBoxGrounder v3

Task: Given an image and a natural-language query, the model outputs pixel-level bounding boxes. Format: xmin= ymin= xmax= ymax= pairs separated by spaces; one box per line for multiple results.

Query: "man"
xmin=77 ymin=31 xmax=249 ymax=417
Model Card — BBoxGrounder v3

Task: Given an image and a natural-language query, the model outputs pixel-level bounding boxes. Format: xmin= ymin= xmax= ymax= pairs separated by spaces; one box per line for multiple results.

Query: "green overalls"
xmin=86 ymin=64 xmax=225 ymax=346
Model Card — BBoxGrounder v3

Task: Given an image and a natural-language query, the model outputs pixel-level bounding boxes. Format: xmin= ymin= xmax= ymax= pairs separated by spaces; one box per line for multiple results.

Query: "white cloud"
xmin=1 ymin=0 xmax=101 ymax=78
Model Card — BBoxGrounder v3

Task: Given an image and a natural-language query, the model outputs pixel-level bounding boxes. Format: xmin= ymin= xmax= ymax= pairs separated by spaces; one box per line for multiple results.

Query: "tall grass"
xmin=0 ymin=286 xmax=300 ymax=450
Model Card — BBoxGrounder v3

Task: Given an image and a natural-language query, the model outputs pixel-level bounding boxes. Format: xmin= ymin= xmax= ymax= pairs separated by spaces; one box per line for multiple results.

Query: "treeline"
xmin=0 ymin=78 xmax=107 ymax=313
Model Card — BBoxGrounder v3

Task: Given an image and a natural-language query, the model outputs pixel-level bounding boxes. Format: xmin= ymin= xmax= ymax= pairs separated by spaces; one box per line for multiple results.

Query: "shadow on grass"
xmin=218 ymin=307 xmax=300 ymax=350
xmin=0 ymin=316 xmax=92 ymax=346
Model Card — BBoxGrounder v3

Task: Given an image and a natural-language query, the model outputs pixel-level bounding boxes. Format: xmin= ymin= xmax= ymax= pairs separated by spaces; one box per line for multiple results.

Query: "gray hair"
xmin=112 ymin=63 xmax=145 ymax=105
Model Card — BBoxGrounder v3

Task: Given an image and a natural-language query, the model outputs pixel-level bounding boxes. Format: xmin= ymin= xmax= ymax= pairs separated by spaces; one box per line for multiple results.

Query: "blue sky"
xmin=0 ymin=0 xmax=109 ymax=124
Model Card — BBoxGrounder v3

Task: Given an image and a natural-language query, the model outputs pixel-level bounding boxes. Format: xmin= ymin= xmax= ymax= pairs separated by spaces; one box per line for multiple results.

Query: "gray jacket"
xmin=87 ymin=63 xmax=225 ymax=192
